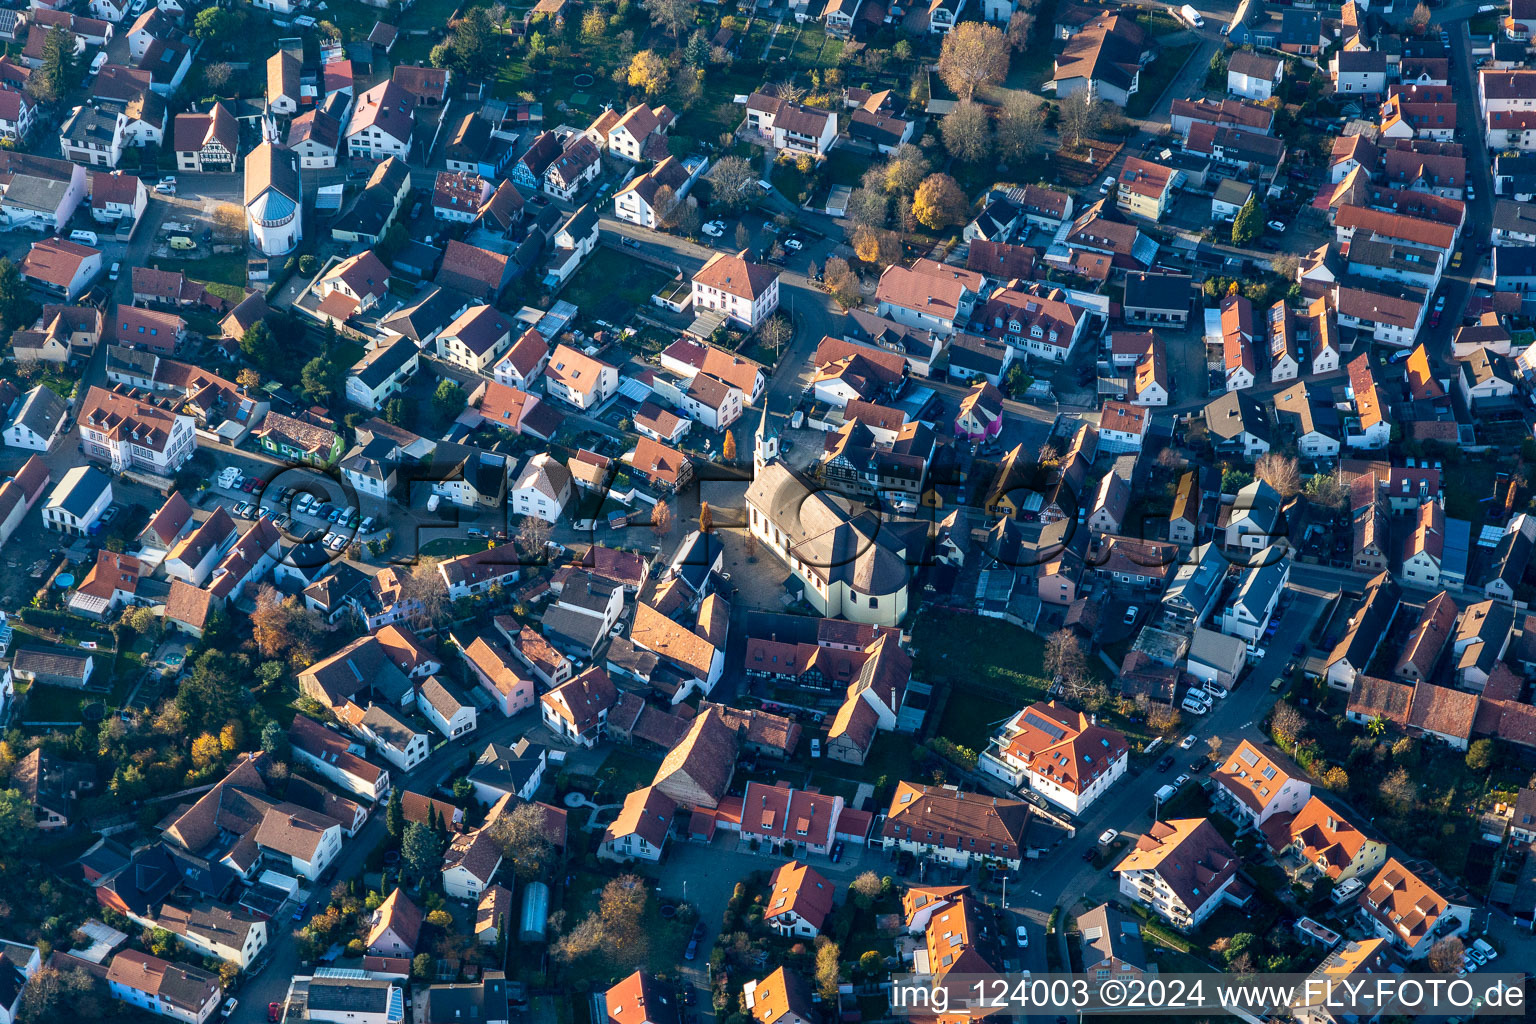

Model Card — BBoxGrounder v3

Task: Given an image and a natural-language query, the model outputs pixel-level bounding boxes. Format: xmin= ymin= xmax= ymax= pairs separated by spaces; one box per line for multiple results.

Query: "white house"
xmin=345 ymin=338 xmax=419 ymax=411
xmin=510 ymin=452 xmax=572 ymax=523
xmin=343 ymin=702 xmax=430 ymax=773
xmin=43 ymin=464 xmax=111 ymax=535
xmin=692 ymin=250 xmax=779 ymax=329
xmin=1220 ymin=560 xmax=1289 ymax=643
xmin=1211 ymin=740 xmax=1312 ymax=829
xmin=417 ymin=676 xmax=477 ymax=741
xmin=1358 ymin=859 xmax=1471 ymax=960
xmin=607 ymin=102 xmax=674 ymax=162
xmin=976 ymin=702 xmax=1129 ymax=815
xmin=1227 ymin=50 xmax=1283 ymax=101
xmin=600 ymin=785 xmax=675 ymax=862
xmin=78 ymin=384 xmax=196 ymax=475
xmin=3 ymin=385 xmax=68 ymax=451
xmin=544 ymin=344 xmax=617 ymax=410
xmin=745 ymin=93 xmax=838 ymax=156
xmin=1115 ymin=818 xmax=1241 ymax=930
xmin=346 ymin=80 xmax=415 ymax=159
xmin=106 ymin=951 xmax=220 ymax=1024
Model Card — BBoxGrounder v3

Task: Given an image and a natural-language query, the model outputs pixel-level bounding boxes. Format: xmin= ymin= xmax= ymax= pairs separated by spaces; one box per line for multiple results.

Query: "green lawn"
xmin=559 ymin=247 xmax=676 ymax=327
xmin=912 ymin=610 xmax=1051 ymax=699
xmin=1443 ymin=460 xmax=1499 ymax=524
xmin=151 ymin=252 xmax=248 ymax=303
xmin=1127 ymin=42 xmax=1199 ymax=117
xmin=420 ymin=538 xmax=493 ymax=558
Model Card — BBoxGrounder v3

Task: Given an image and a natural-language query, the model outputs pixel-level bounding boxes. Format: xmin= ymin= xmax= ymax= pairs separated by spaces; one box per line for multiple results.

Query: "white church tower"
xmin=753 ymin=401 xmax=779 ymax=473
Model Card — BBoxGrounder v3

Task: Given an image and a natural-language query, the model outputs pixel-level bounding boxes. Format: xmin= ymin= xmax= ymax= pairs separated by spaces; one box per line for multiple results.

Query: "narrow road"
xmin=231 ymin=710 xmax=551 ymax=1024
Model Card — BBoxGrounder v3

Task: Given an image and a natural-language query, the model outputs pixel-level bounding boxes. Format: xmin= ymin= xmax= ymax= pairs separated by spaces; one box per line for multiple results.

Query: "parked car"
xmin=1015 ymin=925 xmax=1029 ymax=948
xmin=1155 ymin=754 xmax=1175 ymax=772
xmin=830 ymin=840 xmax=844 ymax=863
xmin=220 ymin=999 xmax=238 ymax=1020
xmin=1179 ymin=734 xmax=1197 ymax=750
xmin=684 ymin=938 xmax=699 ymax=960
xmin=291 ymin=902 xmax=308 ymax=922
xmin=1267 ymin=219 xmax=1286 ymax=232
xmin=1174 ymin=773 xmax=1191 ymax=788
xmin=1123 ymin=605 xmax=1138 ymax=625
xmin=1097 ymin=829 xmax=1118 ymax=846
xmin=268 ymin=1003 xmax=283 ymax=1023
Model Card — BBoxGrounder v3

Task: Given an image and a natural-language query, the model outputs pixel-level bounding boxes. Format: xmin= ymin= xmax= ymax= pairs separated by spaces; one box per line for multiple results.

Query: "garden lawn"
xmin=151 ymin=252 xmax=248 ymax=304
xmin=419 ymin=538 xmax=492 ymax=558
xmin=23 ymin=683 xmax=93 ymax=723
xmin=1443 ymin=460 xmax=1499 ymax=525
xmin=560 ymin=247 xmax=676 ymax=326
xmin=912 ymin=609 xmax=1051 ymax=701
xmin=1127 ymin=42 xmax=1198 ymax=117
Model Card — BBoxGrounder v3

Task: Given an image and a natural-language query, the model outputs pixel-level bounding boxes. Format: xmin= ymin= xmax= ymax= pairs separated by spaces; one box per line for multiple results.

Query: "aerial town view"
xmin=0 ymin=0 xmax=1535 ymax=1017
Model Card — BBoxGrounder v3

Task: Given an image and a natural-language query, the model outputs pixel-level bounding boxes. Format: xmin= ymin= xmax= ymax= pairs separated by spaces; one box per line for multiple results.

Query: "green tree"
xmin=0 ymin=257 xmax=38 ymax=330
xmin=240 ymin=321 xmax=278 ymax=372
xmin=401 ymin=821 xmax=444 ymax=880
xmin=259 ymin=720 xmax=288 ymax=758
xmin=0 ymin=789 xmax=35 ymax=856
xmin=1466 ymin=738 xmax=1495 ymax=771
xmin=411 ymin=953 xmax=433 ymax=979
xmin=176 ymin=650 xmax=249 ymax=734
xmin=815 ymin=940 xmax=841 ymax=999
xmin=300 ymin=356 xmax=340 ymax=405
xmin=446 ymin=6 xmax=500 ymax=81
xmin=386 ymin=788 xmax=405 ymax=840
xmin=683 ymin=28 xmax=710 ymax=67
xmin=192 ymin=6 xmax=245 ymax=44
xmin=38 ymin=26 xmax=79 ymax=103
xmin=383 ymin=397 xmax=414 ymax=428
xmin=912 ymin=173 xmax=968 ymax=231
xmin=1232 ymin=196 xmax=1262 ymax=246
xmin=432 ymin=379 xmax=466 ymax=418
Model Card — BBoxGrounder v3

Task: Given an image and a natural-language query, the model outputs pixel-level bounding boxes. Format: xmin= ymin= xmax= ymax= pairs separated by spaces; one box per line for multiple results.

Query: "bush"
xmin=298 ymin=254 xmax=319 ymax=275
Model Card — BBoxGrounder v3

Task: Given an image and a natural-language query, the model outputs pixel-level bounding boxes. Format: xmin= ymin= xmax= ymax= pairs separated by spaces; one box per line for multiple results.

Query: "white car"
xmin=1015 ymin=925 xmax=1028 ymax=948
xmin=783 ymin=237 xmax=803 ymax=251
xmin=1174 ymin=773 xmax=1191 ymax=787
xmin=1467 ymin=185 xmax=1476 ymax=200
xmin=1267 ymin=219 xmax=1286 ymax=232
xmin=1123 ymin=605 xmax=1138 ymax=625
xmin=702 ymin=221 xmax=726 ymax=237
xmin=1179 ymin=734 xmax=1197 ymax=750
xmin=1097 ymin=829 xmax=1118 ymax=846
xmin=155 ymin=183 xmax=176 ymax=195
xmin=329 ymin=533 xmax=348 ymax=551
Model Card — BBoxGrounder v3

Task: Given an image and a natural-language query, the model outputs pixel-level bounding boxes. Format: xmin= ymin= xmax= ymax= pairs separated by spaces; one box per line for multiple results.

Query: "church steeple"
xmin=753 ymin=400 xmax=779 ymax=473
xmin=261 ymin=100 xmax=280 ymax=146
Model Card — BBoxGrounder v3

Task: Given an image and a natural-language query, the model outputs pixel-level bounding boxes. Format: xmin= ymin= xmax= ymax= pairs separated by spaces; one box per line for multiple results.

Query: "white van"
xmin=89 ymin=51 xmax=108 ymax=75
xmin=69 ymin=229 xmax=98 ymax=246
xmin=1204 ymin=680 xmax=1229 ymax=698
xmin=1181 ymin=696 xmax=1210 ymax=715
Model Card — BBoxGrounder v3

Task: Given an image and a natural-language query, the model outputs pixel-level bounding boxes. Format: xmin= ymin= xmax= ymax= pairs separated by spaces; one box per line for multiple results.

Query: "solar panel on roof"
xmin=1021 ymin=712 xmax=1066 ymax=741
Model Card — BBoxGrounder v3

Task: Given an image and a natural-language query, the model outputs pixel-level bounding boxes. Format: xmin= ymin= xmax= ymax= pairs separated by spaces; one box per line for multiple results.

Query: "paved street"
xmin=1009 ymin=590 xmax=1330 ymax=928
xmin=231 ymin=706 xmax=559 ymax=1024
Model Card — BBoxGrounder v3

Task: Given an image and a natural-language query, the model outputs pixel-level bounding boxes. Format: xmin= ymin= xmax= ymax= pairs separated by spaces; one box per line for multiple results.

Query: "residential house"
xmin=1357 ymin=859 xmax=1470 ymax=959
xmin=880 ymin=782 xmax=1031 ymax=870
xmin=744 ymin=93 xmax=838 ymax=156
xmin=172 ymin=103 xmax=236 ymax=173
xmin=600 ymin=786 xmax=676 ymax=862
xmin=1114 ymin=818 xmax=1241 ymax=930
xmin=977 ymin=702 xmax=1128 ymax=814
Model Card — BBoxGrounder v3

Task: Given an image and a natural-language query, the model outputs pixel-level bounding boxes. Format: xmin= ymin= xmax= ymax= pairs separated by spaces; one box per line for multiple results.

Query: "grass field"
xmin=560 ymin=247 xmax=676 ymax=326
xmin=151 ymin=252 xmax=247 ymax=303
xmin=1128 ymin=42 xmax=1199 ymax=117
